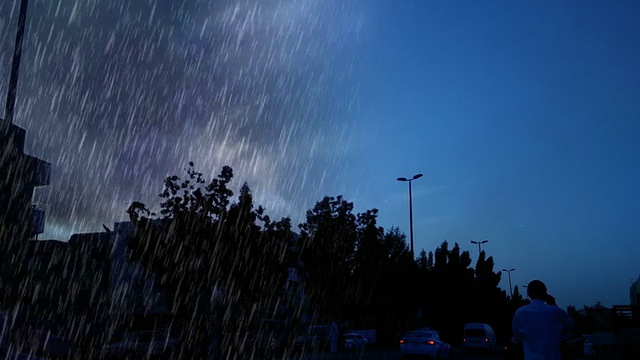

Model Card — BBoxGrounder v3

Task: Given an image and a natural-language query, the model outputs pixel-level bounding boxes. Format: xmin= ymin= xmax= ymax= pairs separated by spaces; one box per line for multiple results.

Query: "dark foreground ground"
xmin=282 ymin=348 xmax=595 ymax=360
xmin=272 ymin=348 xmax=509 ymax=360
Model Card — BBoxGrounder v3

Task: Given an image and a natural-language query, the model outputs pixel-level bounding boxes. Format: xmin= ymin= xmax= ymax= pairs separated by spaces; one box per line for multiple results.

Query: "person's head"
xmin=526 ymin=279 xmax=548 ymax=300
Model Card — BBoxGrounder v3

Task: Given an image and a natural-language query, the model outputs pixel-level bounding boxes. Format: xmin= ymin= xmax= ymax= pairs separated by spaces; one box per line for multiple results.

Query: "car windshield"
xmin=406 ymin=331 xmax=434 ymax=339
xmin=465 ymin=329 xmax=485 ymax=337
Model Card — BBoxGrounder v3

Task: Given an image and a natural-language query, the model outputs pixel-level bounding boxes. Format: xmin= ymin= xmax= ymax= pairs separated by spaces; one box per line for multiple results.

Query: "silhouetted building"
xmin=5 ymin=226 xmax=168 ymax=331
xmin=0 ymin=120 xmax=51 ymax=243
xmin=67 ymin=232 xmax=113 ymax=314
xmin=108 ymin=222 xmax=169 ymax=328
xmin=1 ymin=0 xmax=51 ymax=245
xmin=6 ymin=235 xmax=111 ymax=319
xmin=5 ymin=239 xmax=68 ymax=321
xmin=631 ymin=276 xmax=640 ymax=306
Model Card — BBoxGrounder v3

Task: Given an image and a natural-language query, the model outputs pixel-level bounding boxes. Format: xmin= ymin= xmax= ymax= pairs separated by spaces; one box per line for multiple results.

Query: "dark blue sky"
xmin=346 ymin=0 xmax=640 ymax=307
xmin=1 ymin=0 xmax=639 ymax=308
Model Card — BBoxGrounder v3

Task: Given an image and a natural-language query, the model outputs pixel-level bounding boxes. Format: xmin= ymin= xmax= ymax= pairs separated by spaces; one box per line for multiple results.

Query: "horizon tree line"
xmin=124 ymin=163 xmax=527 ymax=355
xmin=0 ymin=162 xmax=608 ymax=357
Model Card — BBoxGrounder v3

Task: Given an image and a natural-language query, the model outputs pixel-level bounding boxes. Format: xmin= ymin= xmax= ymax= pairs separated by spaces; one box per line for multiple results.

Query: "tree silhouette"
xmin=372 ymin=227 xmax=417 ymax=342
xmin=298 ymin=195 xmax=358 ymax=322
xmin=419 ymin=241 xmax=476 ymax=342
xmin=125 ymin=176 xmax=529 ymax=351
xmin=348 ymin=209 xmax=384 ymax=323
xmin=512 ymin=285 xmax=526 ymax=306
xmin=126 ymin=163 xmax=291 ymax=357
xmin=297 ymin=198 xmax=418 ymax=343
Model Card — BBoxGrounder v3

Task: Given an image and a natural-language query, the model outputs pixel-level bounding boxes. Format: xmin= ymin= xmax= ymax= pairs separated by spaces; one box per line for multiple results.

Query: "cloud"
xmin=0 ymin=0 xmax=368 ymax=239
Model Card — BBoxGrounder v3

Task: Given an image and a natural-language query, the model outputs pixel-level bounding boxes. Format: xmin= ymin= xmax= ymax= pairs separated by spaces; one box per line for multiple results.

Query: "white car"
xmin=462 ymin=323 xmax=497 ymax=352
xmin=400 ymin=329 xmax=452 ymax=359
xmin=343 ymin=333 xmax=368 ymax=350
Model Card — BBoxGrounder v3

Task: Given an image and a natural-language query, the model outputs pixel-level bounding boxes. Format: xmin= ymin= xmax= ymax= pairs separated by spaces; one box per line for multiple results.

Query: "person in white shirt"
xmin=512 ymin=279 xmax=574 ymax=360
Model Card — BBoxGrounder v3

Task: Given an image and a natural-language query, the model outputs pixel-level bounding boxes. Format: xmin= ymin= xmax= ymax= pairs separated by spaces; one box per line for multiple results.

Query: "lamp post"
xmin=502 ymin=268 xmax=516 ymax=298
xmin=397 ymin=173 xmax=423 ymax=255
xmin=471 ymin=239 xmax=488 ymax=256
xmin=5 ymin=0 xmax=30 ymax=124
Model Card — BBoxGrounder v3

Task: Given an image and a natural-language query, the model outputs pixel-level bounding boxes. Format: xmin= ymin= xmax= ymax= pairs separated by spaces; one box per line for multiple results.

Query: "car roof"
xmin=406 ymin=331 xmax=435 ymax=337
xmin=464 ymin=323 xmax=492 ymax=328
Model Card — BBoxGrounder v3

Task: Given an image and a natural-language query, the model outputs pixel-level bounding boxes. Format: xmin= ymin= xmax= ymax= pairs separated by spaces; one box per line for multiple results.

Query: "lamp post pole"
xmin=5 ymin=0 xmax=30 ymax=124
xmin=471 ymin=239 xmax=488 ymax=257
xmin=397 ymin=173 xmax=423 ymax=255
xmin=502 ymin=268 xmax=516 ymax=298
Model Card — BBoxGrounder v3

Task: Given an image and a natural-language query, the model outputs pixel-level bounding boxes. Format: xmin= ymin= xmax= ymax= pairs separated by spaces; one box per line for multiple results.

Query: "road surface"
xmin=281 ymin=348 xmax=509 ymax=360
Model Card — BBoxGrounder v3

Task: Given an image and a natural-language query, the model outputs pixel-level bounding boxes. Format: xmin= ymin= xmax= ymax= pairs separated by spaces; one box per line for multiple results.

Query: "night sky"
xmin=1 ymin=0 xmax=639 ymax=308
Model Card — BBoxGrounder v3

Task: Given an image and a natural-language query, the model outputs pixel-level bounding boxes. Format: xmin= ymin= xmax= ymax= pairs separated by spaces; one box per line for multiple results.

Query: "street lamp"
xmin=397 ymin=173 xmax=423 ymax=255
xmin=4 ymin=0 xmax=30 ymax=124
xmin=471 ymin=239 xmax=488 ymax=256
xmin=502 ymin=268 xmax=516 ymax=298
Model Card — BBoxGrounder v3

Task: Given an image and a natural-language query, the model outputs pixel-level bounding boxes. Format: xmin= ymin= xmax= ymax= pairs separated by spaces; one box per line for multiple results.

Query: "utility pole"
xmin=4 ymin=0 xmax=30 ymax=123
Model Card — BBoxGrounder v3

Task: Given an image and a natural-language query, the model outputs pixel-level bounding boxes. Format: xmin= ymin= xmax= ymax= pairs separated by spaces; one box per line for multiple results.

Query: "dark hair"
xmin=527 ymin=279 xmax=548 ymax=300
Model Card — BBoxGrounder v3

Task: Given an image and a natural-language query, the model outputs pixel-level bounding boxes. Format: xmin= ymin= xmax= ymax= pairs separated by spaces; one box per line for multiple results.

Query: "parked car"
xmin=343 ymin=333 xmax=368 ymax=350
xmin=462 ymin=323 xmax=497 ymax=352
xmin=101 ymin=328 xmax=176 ymax=359
xmin=400 ymin=329 xmax=452 ymax=359
xmin=344 ymin=329 xmax=377 ymax=345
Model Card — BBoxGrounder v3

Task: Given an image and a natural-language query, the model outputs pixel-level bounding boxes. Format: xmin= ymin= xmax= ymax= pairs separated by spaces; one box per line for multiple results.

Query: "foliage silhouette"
xmin=298 ymin=195 xmax=358 ymax=322
xmin=0 ymin=162 xmax=550 ymax=355
xmin=126 ymin=163 xmax=293 ymax=357
xmin=0 ymin=156 xmax=617 ymax=358
xmin=297 ymin=197 xmax=418 ymax=343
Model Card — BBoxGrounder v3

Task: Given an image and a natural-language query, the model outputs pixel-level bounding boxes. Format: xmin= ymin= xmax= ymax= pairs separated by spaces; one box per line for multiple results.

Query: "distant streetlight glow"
xmin=502 ymin=268 xmax=516 ymax=298
xmin=397 ymin=173 xmax=423 ymax=255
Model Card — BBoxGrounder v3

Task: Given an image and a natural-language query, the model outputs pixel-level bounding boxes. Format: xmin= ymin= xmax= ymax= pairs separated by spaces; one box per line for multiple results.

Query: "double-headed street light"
xmin=471 ymin=239 xmax=488 ymax=256
xmin=397 ymin=173 xmax=423 ymax=255
xmin=502 ymin=268 xmax=516 ymax=298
